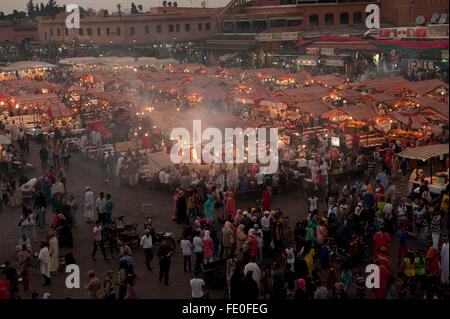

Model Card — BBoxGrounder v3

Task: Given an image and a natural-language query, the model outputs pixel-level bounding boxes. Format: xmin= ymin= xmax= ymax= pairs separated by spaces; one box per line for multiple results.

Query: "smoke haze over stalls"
xmin=0 ymin=0 xmax=228 ymax=14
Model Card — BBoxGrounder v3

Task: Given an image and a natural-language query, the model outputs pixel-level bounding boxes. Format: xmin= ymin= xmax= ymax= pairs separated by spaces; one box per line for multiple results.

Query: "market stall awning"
xmin=297 ymin=55 xmax=319 ymax=66
xmin=366 ymin=92 xmax=401 ymax=105
xmin=396 ymin=144 xmax=449 ymax=161
xmin=86 ymin=120 xmax=112 ymax=139
xmin=389 ymin=111 xmax=429 ymax=129
xmin=305 ymin=74 xmax=346 ymax=88
xmin=341 ymin=103 xmax=380 ymax=121
xmin=298 ymin=100 xmax=334 ymax=117
xmin=411 ymin=96 xmax=449 ymax=119
xmin=45 ymin=103 xmax=71 ymax=118
xmin=0 ymin=135 xmax=11 ymax=145
xmin=357 ymin=76 xmax=411 ymax=92
xmin=406 ymin=79 xmax=449 ymax=96
xmin=370 ymin=40 xmax=449 ymax=50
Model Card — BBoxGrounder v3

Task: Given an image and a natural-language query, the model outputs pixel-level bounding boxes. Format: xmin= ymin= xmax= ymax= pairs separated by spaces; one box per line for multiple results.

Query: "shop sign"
xmin=320 ymin=48 xmax=335 ymax=56
xmin=442 ymin=50 xmax=449 ymax=59
xmin=281 ymin=32 xmax=299 ymax=41
xmin=257 ymin=33 xmax=273 ymax=41
xmin=306 ymin=47 xmax=320 ymax=55
xmin=379 ymin=25 xmax=449 ymax=39
xmin=324 ymin=59 xmax=345 ymax=67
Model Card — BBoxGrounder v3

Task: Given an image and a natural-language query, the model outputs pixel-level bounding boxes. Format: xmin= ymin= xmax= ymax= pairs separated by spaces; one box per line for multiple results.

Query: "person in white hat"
xmin=84 ymin=186 xmax=95 ymax=223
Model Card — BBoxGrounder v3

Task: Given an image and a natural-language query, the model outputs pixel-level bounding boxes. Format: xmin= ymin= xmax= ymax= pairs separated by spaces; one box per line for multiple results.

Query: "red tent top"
xmin=370 ymin=40 xmax=449 ymax=49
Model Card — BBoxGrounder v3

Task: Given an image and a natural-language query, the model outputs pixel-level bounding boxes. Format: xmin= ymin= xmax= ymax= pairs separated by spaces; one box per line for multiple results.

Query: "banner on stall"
xmin=306 ymin=47 xmax=320 ymax=55
xmin=320 ymin=48 xmax=335 ymax=56
xmin=323 ymin=58 xmax=345 ymax=67
xmin=378 ymin=25 xmax=449 ymax=39
xmin=115 ymin=140 xmax=143 ymax=152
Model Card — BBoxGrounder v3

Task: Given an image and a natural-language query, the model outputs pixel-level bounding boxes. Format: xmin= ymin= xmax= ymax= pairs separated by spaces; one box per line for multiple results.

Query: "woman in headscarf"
xmin=202 ymin=230 xmax=215 ymax=264
xmin=261 ymin=186 xmax=271 ymax=212
xmin=243 ymin=270 xmax=259 ymax=300
xmin=235 ymin=224 xmax=247 ymax=261
xmin=294 ymin=278 xmax=308 ymax=300
xmin=172 ymin=189 xmax=180 ymax=221
xmin=176 ymin=190 xmax=187 ymax=224
xmin=425 ymin=240 xmax=441 ymax=290
xmin=222 ymin=221 xmax=235 ymax=258
xmin=225 ymin=192 xmax=235 ymax=220
xmin=203 ymin=195 xmax=214 ymax=220
xmin=247 ymin=229 xmax=258 ymax=259
xmin=234 ymin=209 xmax=243 ymax=224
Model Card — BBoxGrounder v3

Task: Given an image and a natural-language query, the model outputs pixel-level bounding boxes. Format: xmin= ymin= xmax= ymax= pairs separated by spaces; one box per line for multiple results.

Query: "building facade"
xmin=381 ymin=0 xmax=449 ymax=26
xmin=0 ymin=21 xmax=38 ymax=44
xmin=36 ymin=7 xmax=219 ymax=44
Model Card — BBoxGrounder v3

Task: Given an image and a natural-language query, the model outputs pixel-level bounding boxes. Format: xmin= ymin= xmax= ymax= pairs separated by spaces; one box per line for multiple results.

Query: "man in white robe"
xmin=38 ymin=241 xmax=51 ymax=286
xmin=85 ymin=186 xmax=95 ymax=223
xmin=48 ymin=231 xmax=59 ymax=273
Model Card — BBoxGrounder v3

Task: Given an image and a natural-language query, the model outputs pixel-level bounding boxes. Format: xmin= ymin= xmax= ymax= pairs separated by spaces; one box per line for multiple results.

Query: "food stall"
xmin=398 ymin=144 xmax=449 ymax=195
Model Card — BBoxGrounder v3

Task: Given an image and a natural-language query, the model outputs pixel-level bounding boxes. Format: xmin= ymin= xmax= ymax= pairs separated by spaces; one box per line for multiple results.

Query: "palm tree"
xmin=173 ymin=2 xmax=177 ymax=7
xmin=138 ymin=4 xmax=143 ymax=12
xmin=116 ymin=3 xmax=122 ymax=16
xmin=168 ymin=2 xmax=172 ymax=7
xmin=162 ymin=1 xmax=167 ymax=7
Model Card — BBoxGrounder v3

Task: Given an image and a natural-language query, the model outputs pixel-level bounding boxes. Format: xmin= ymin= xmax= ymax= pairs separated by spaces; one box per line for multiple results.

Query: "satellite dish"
xmin=431 ymin=13 xmax=440 ymax=23
xmin=201 ymin=1 xmax=206 ymax=8
xmin=439 ymin=13 xmax=448 ymax=24
xmin=416 ymin=15 xmax=425 ymax=25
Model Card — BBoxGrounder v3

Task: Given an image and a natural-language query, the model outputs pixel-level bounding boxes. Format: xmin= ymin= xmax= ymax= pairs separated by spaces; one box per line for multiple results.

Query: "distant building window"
xmin=106 ymin=27 xmax=110 ymax=35
xmin=65 ymin=28 xmax=68 ymax=36
xmin=157 ymin=25 xmax=162 ymax=33
xmin=50 ymin=28 xmax=53 ymax=36
xmin=286 ymin=19 xmax=302 ymax=27
xmin=176 ymin=24 xmax=180 ymax=32
xmin=145 ymin=26 xmax=149 ymax=34
xmin=97 ymin=28 xmax=101 ymax=36
xmin=353 ymin=12 xmax=362 ymax=24
xmin=309 ymin=14 xmax=319 ymax=26
xmin=130 ymin=26 xmax=135 ymax=35
xmin=340 ymin=12 xmax=349 ymax=25
xmin=79 ymin=28 xmax=83 ymax=36
xmin=56 ymin=28 xmax=60 ymax=36
xmin=205 ymin=23 xmax=210 ymax=30
xmin=325 ymin=13 xmax=334 ymax=25
xmin=116 ymin=27 xmax=121 ymax=35
xmin=198 ymin=23 xmax=202 ymax=31
xmin=169 ymin=24 xmax=174 ymax=33
xmin=87 ymin=28 xmax=92 ymax=36
xmin=44 ymin=32 xmax=47 ymax=40
xmin=185 ymin=24 xmax=190 ymax=32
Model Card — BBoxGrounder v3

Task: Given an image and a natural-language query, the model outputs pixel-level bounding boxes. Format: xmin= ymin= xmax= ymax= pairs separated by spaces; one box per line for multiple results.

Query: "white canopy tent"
xmin=397 ymin=144 xmax=449 ymax=161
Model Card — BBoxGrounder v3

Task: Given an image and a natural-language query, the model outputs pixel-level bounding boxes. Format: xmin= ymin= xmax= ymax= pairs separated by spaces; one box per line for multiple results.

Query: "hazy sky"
xmin=0 ymin=0 xmax=229 ymax=14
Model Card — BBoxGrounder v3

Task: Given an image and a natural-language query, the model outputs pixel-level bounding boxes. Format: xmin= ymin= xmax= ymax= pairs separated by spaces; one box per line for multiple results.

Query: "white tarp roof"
xmin=0 ymin=61 xmax=56 ymax=72
xmin=397 ymin=144 xmax=449 ymax=161
xmin=59 ymin=56 xmax=179 ymax=67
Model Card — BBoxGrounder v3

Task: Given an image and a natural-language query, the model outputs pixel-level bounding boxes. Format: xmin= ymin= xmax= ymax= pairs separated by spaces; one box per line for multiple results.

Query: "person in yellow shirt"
xmin=301 ymin=241 xmax=315 ymax=277
xmin=403 ymin=250 xmax=416 ymax=296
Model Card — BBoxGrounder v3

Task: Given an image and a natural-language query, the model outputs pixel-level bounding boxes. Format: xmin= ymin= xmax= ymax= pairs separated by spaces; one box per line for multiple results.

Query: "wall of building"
xmin=381 ymin=0 xmax=449 ymax=26
xmin=0 ymin=23 xmax=37 ymax=43
xmin=37 ymin=8 xmax=218 ymax=44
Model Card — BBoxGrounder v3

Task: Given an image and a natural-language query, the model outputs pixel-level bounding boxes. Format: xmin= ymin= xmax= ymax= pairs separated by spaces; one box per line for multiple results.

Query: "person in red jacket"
xmin=0 ymin=272 xmax=11 ymax=299
xmin=261 ymin=186 xmax=271 ymax=213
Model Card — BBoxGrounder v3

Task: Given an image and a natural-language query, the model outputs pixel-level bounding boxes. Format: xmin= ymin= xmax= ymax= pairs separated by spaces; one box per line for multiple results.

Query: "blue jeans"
xmin=106 ymin=214 xmax=112 ymax=225
xmin=20 ymin=225 xmax=29 ymax=238
xmin=257 ymin=247 xmax=263 ymax=263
